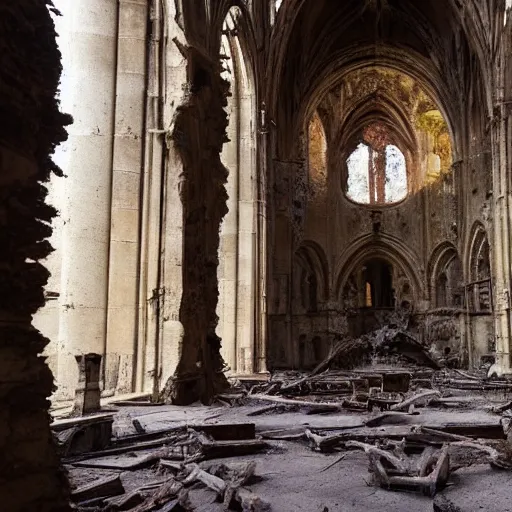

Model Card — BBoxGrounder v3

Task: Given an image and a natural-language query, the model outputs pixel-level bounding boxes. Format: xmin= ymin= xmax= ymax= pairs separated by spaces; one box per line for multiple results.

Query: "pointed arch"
xmin=466 ymin=221 xmax=491 ymax=282
xmin=427 ymin=242 xmax=463 ymax=308
xmin=465 ymin=221 xmax=492 ymax=313
xmin=334 ymin=234 xmax=423 ymax=301
xmin=294 ymin=240 xmax=329 ymax=302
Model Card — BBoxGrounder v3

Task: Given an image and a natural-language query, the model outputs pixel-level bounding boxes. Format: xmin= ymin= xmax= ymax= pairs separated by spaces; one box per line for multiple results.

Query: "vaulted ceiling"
xmin=267 ymin=0 xmax=501 ymax=157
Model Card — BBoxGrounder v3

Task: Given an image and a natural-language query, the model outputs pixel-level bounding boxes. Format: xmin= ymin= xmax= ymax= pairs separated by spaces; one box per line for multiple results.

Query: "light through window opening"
xmin=346 ymin=124 xmax=407 ymax=204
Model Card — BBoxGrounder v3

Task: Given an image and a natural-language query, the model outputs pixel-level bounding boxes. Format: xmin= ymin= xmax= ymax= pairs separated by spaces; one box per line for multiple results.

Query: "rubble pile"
xmin=53 ymin=323 xmax=512 ymax=512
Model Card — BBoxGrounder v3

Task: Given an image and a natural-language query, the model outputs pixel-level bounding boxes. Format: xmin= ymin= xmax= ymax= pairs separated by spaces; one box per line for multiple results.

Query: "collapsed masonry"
xmin=54 ymin=349 xmax=512 ymax=511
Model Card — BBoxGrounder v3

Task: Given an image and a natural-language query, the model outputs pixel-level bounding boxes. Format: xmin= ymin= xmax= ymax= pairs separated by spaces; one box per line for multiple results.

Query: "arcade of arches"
xmin=2 ymin=0 xmax=512 ymax=509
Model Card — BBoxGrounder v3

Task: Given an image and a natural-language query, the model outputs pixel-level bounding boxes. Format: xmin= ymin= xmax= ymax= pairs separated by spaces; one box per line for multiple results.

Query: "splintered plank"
xmin=199 ymin=438 xmax=268 ymax=459
xmin=113 ymin=422 xmax=256 ymax=446
xmin=247 ymin=394 xmax=341 ymax=412
xmin=71 ymin=474 xmax=124 ymax=502
xmin=72 ymin=451 xmax=163 ymax=470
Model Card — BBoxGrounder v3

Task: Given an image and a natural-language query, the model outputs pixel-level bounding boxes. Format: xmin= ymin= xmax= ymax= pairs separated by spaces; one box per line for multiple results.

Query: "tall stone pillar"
xmin=105 ymin=0 xmax=148 ymax=395
xmin=142 ymin=4 xmax=188 ymax=394
xmin=492 ymin=111 xmax=512 ymax=375
xmin=269 ymin=160 xmax=294 ymax=367
xmin=236 ymin=89 xmax=257 ymax=374
xmin=54 ymin=0 xmax=119 ymax=398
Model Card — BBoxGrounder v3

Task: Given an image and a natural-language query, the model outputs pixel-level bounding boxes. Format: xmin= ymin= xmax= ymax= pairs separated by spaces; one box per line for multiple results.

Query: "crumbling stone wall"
xmin=161 ymin=50 xmax=230 ymax=405
xmin=265 ymin=1 xmax=503 ymax=370
xmin=0 ymin=1 xmax=72 ymax=510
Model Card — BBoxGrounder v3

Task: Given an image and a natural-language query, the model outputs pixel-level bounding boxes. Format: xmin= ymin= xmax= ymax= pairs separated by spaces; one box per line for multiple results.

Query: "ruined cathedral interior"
xmin=4 ymin=0 xmax=512 ymax=511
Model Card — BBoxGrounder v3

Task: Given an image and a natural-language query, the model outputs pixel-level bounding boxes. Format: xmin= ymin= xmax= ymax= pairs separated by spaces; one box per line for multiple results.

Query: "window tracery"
xmin=346 ymin=123 xmax=408 ymax=204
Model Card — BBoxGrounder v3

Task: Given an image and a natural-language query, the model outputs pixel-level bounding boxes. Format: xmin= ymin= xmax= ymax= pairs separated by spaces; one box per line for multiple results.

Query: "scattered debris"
xmin=53 ymin=413 xmax=114 ymax=456
xmin=346 ymin=441 xmax=450 ymax=496
xmin=61 ymin=325 xmax=512 ymax=510
xmin=319 ymin=454 xmax=347 ymax=473
xmin=72 ymin=474 xmax=124 ymax=503
xmin=389 ymin=389 xmax=441 ymax=412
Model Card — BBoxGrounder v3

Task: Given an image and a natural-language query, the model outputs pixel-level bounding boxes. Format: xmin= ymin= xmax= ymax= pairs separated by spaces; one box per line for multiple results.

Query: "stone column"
xmin=54 ymin=0 xmax=119 ymax=398
xmin=138 ymin=0 xmax=165 ymax=395
xmin=256 ymin=103 xmax=270 ymax=374
xmin=142 ymin=4 xmax=188 ymax=393
xmin=160 ymin=49 xmax=230 ymax=405
xmin=489 ymin=23 xmax=512 ymax=375
xmin=269 ymin=160 xmax=294 ymax=367
xmin=492 ymin=109 xmax=512 ymax=375
xmin=236 ymin=88 xmax=257 ymax=374
xmin=217 ymin=27 xmax=258 ymax=376
xmin=105 ymin=0 xmax=148 ymax=395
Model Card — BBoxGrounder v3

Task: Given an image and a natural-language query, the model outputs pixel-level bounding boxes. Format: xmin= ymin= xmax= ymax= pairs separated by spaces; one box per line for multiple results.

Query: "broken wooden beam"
xmin=246 ymin=404 xmax=287 ymax=416
xmin=248 ymin=394 xmax=341 ymax=412
xmin=345 ymin=440 xmax=411 ymax=473
xmin=63 ymin=432 xmax=187 ymax=463
xmin=390 ymin=390 xmax=441 ymax=412
xmin=428 ymin=423 xmax=506 ymax=440
xmin=198 ymin=436 xmax=268 ymax=460
xmin=365 ymin=411 xmax=418 ymax=427
xmin=113 ymin=422 xmax=257 ymax=447
xmin=347 ymin=441 xmax=450 ymax=497
xmin=129 ymin=479 xmax=190 ymax=512
xmin=180 ymin=461 xmax=270 ymax=511
xmin=104 ymin=491 xmax=144 ymax=510
xmin=183 ymin=463 xmax=227 ymax=496
xmin=71 ymin=474 xmax=124 ymax=503
xmin=72 ymin=450 xmax=169 ymax=471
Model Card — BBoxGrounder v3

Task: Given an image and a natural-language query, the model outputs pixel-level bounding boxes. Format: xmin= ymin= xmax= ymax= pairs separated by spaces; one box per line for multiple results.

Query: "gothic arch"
xmin=294 ymin=241 xmax=329 ymax=303
xmin=335 ymin=91 xmax=418 ymax=158
xmin=266 ymin=0 xmax=494 ymax=160
xmin=427 ymin=242 xmax=463 ymax=308
xmin=466 ymin=222 xmax=491 ymax=281
xmin=465 ymin=221 xmax=492 ymax=313
xmin=334 ymin=234 xmax=423 ymax=302
xmin=209 ymin=1 xmax=258 ymax=59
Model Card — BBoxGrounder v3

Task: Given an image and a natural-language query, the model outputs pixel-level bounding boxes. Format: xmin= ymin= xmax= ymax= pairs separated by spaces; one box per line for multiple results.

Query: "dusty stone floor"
xmin=64 ymin=394 xmax=512 ymax=512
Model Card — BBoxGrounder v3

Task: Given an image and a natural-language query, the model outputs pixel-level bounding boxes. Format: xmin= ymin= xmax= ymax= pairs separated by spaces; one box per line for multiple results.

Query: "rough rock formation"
xmin=0 ymin=1 xmax=72 ymax=510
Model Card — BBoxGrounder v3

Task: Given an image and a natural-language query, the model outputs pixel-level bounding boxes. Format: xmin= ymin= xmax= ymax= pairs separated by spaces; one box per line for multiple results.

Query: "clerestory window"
xmin=346 ymin=123 xmax=408 ymax=204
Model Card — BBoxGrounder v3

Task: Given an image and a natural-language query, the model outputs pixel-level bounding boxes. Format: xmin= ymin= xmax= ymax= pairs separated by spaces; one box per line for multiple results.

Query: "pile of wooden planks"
xmin=67 ymin=421 xmax=270 ymax=511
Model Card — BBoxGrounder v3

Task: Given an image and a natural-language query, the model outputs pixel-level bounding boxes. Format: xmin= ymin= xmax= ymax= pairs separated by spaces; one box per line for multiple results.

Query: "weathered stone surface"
xmin=72 ymin=353 xmax=102 ymax=416
xmin=160 ymin=49 xmax=231 ymax=405
xmin=0 ymin=0 xmax=72 ymax=510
